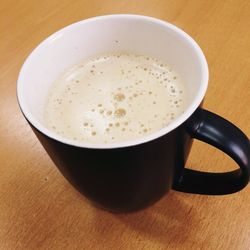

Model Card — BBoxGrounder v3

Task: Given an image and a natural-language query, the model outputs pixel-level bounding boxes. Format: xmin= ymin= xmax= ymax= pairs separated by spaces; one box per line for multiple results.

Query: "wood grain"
xmin=0 ymin=0 xmax=249 ymax=249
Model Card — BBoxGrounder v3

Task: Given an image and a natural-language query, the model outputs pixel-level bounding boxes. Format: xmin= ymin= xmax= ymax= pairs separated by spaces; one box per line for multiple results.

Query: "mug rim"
xmin=17 ymin=14 xmax=209 ymax=149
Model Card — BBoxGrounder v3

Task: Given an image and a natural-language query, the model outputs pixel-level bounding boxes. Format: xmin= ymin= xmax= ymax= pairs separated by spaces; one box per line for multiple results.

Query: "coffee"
xmin=44 ymin=53 xmax=189 ymax=143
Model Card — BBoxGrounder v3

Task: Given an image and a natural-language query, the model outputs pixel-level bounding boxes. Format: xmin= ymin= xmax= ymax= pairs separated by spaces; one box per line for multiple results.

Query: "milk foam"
xmin=44 ymin=53 xmax=189 ymax=143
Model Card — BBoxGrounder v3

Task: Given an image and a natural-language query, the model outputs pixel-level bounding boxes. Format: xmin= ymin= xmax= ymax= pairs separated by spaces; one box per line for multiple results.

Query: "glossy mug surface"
xmin=17 ymin=15 xmax=250 ymax=212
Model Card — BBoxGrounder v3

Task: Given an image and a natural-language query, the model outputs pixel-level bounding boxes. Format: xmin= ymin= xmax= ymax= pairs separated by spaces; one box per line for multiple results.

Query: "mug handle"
xmin=173 ymin=108 xmax=250 ymax=194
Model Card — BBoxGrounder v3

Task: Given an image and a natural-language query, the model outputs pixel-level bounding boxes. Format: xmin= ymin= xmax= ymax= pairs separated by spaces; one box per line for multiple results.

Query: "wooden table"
xmin=1 ymin=0 xmax=249 ymax=249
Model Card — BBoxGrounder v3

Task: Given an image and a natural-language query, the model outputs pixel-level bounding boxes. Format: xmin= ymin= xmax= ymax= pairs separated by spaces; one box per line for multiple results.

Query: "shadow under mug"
xmin=17 ymin=15 xmax=250 ymax=213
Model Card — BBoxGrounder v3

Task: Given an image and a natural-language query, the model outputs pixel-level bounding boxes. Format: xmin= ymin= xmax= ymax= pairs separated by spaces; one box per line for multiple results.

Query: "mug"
xmin=17 ymin=15 xmax=250 ymax=213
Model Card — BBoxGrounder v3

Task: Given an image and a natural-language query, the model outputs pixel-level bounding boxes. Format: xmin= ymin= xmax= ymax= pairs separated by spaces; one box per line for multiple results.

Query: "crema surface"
xmin=44 ymin=53 xmax=189 ymax=143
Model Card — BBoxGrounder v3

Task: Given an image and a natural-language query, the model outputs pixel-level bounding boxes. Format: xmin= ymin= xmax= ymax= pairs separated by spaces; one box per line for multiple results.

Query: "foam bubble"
xmin=114 ymin=93 xmax=125 ymax=101
xmin=114 ymin=108 xmax=126 ymax=118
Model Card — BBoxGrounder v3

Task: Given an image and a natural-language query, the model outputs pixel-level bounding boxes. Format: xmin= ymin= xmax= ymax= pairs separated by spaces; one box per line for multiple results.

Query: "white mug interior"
xmin=17 ymin=14 xmax=208 ymax=149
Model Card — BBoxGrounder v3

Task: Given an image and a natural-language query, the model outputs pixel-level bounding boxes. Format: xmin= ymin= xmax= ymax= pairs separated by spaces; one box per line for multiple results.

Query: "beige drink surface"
xmin=44 ymin=53 xmax=189 ymax=144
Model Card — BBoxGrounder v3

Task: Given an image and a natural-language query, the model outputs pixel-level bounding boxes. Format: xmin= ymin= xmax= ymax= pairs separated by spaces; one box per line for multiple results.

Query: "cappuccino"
xmin=44 ymin=53 xmax=189 ymax=143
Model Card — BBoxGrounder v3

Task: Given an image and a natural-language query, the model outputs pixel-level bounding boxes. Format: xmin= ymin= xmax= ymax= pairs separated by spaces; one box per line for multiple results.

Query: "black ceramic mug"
xmin=17 ymin=15 xmax=250 ymax=212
